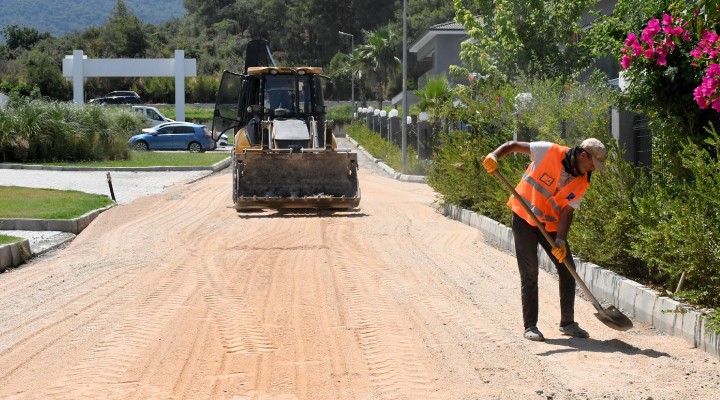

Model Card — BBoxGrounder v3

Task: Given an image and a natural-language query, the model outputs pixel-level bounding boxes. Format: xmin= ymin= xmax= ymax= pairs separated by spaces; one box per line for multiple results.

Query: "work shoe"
xmin=559 ymin=322 xmax=589 ymax=338
xmin=524 ymin=326 xmax=545 ymax=342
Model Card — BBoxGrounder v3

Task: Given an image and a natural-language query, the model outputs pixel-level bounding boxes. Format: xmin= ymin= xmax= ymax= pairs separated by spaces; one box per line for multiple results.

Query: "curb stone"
xmin=0 ymin=204 xmax=116 ymax=234
xmin=441 ymin=203 xmax=720 ymax=360
xmin=0 ymin=239 xmax=31 ymax=272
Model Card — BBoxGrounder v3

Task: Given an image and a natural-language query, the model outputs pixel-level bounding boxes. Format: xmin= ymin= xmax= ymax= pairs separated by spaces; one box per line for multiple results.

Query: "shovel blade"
xmin=594 ymin=305 xmax=633 ymax=331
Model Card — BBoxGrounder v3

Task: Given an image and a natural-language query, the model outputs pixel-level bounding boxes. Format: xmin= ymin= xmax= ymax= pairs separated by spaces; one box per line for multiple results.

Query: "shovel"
xmin=492 ymin=170 xmax=633 ymax=331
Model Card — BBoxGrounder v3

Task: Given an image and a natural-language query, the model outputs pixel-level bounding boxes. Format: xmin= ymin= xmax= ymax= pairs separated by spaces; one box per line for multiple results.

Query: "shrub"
xmin=570 ymin=150 xmax=648 ymax=279
xmin=187 ymin=75 xmax=219 ymax=103
xmin=0 ymin=99 xmax=143 ymax=162
xmin=629 ymin=133 xmax=720 ymax=306
xmin=327 ymin=104 xmax=353 ymax=124
xmin=427 ymin=130 xmax=525 ymax=225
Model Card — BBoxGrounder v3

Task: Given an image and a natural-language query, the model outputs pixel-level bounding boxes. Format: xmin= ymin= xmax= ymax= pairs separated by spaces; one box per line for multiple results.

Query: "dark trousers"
xmin=511 ymin=213 xmax=576 ymax=329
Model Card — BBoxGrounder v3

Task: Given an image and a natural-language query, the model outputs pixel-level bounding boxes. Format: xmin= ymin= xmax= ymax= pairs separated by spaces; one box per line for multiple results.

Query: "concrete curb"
xmin=442 ymin=204 xmax=720 ymax=360
xmin=0 ymin=204 xmax=116 ymax=234
xmin=0 ymin=157 xmax=231 ymax=172
xmin=0 ymin=239 xmax=31 ymax=272
xmin=346 ymin=136 xmax=427 ymax=183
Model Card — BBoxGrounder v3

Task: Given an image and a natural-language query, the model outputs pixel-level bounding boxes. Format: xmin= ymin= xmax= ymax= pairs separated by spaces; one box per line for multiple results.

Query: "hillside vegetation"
xmin=0 ymin=0 xmax=185 ymax=36
xmin=0 ymin=0 xmax=455 ymax=103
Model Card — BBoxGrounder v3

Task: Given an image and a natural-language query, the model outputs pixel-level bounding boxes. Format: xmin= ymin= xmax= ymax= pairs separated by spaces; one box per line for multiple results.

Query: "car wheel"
xmin=188 ymin=141 xmax=203 ymax=153
xmin=134 ymin=141 xmax=149 ymax=151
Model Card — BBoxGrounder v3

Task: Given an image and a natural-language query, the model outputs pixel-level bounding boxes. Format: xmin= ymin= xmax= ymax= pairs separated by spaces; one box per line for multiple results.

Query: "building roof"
xmin=409 ymin=21 xmax=467 ymax=54
xmin=428 ymin=21 xmax=465 ymax=31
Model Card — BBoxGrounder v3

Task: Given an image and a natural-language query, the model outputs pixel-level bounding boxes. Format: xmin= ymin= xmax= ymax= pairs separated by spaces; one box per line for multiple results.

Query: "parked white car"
xmin=131 ymin=106 xmax=174 ymax=126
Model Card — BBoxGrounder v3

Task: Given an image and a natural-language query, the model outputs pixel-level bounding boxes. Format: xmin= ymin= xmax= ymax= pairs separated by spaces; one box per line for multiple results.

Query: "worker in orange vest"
xmin=483 ymin=138 xmax=607 ymax=341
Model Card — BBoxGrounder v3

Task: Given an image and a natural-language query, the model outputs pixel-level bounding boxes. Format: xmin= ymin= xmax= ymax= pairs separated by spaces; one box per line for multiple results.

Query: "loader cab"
xmin=263 ymin=76 xmax=297 ymax=117
xmin=211 ymin=67 xmax=330 ymax=147
xmin=259 ymin=68 xmax=325 ymax=120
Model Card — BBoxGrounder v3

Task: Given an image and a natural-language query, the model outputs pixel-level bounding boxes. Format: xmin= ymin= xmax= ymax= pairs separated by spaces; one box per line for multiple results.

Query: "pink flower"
xmin=662 ymin=15 xmax=674 ymax=34
xmin=632 ymin=43 xmax=643 ymax=56
xmin=694 ymin=86 xmax=711 ymax=108
xmin=625 ymin=33 xmax=638 ymax=46
xmin=641 ymin=18 xmax=661 ymax=43
xmin=707 ymin=64 xmax=720 ymax=77
xmin=621 ymin=55 xmax=632 ymax=69
xmin=644 ymin=48 xmax=655 ymax=59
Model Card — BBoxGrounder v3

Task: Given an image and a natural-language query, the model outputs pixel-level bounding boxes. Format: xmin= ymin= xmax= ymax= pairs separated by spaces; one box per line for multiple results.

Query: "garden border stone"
xmin=0 ymin=239 xmax=31 ymax=272
xmin=0 ymin=204 xmax=116 ymax=234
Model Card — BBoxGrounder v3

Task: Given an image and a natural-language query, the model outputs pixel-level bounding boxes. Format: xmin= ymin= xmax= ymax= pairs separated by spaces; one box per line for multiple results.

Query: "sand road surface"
xmin=0 ymin=154 xmax=719 ymax=399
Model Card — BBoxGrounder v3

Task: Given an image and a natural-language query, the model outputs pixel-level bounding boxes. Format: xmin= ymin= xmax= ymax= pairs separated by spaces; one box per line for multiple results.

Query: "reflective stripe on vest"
xmin=507 ymin=144 xmax=589 ymax=231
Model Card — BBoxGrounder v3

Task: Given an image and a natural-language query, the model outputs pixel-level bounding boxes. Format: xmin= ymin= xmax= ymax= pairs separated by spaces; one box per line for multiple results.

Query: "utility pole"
xmin=401 ymin=0 xmax=408 ymax=165
xmin=338 ymin=31 xmax=355 ymax=116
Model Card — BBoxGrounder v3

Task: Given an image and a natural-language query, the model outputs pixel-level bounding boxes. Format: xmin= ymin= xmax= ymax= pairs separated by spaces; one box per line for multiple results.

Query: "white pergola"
xmin=62 ymin=50 xmax=197 ymax=121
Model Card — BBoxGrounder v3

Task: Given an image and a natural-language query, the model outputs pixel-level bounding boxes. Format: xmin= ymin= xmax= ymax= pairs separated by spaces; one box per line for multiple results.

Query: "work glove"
xmin=482 ymin=153 xmax=498 ymax=174
xmin=552 ymin=238 xmax=567 ymax=262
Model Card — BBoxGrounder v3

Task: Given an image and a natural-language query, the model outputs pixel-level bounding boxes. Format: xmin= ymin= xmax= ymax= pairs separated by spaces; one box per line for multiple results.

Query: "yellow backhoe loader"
xmin=211 ymin=40 xmax=360 ymax=211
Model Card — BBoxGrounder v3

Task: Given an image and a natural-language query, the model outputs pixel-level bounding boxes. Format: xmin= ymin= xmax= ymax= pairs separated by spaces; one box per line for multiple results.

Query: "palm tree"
xmin=355 ymin=26 xmax=400 ymax=110
xmin=333 ymin=51 xmax=369 ymax=107
xmin=413 ymin=75 xmax=452 ymax=125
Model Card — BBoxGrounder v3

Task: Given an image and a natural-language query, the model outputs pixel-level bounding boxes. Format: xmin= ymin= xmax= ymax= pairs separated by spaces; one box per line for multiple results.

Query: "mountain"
xmin=0 ymin=0 xmax=186 ymax=37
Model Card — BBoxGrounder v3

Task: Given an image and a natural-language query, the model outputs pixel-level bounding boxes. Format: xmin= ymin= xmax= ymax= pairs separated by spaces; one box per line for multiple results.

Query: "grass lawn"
xmin=0 ymin=186 xmax=115 ymax=219
xmin=0 ymin=234 xmax=23 ymax=245
xmin=20 ymin=151 xmax=229 ymax=167
xmin=157 ymin=105 xmax=214 ymax=122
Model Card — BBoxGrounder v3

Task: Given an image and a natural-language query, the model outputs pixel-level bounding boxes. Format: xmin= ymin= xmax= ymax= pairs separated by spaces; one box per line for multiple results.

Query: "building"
xmin=391 ymin=21 xmax=468 ymax=107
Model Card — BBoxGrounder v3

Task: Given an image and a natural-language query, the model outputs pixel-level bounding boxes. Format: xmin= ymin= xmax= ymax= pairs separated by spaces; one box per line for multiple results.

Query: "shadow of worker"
xmin=538 ymin=338 xmax=671 ymax=358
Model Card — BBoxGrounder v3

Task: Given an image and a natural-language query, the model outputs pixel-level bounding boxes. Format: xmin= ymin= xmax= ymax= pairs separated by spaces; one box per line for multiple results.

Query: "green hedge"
xmin=346 ymin=123 xmax=427 ymax=175
xmin=0 ymin=99 xmax=144 ymax=162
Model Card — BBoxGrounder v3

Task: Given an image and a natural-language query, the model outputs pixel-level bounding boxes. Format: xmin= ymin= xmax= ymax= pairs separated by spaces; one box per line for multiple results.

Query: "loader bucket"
xmin=234 ymin=150 xmax=360 ymax=210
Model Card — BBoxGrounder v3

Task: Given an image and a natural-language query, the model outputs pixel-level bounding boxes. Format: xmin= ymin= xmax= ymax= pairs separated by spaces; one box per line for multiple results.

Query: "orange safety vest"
xmin=507 ymin=144 xmax=590 ymax=232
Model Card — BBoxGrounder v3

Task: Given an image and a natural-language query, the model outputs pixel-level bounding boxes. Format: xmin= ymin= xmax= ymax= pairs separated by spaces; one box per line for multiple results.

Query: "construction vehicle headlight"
xmin=297 ymin=69 xmax=306 ymax=76
xmin=270 ymin=69 xmax=278 ymax=75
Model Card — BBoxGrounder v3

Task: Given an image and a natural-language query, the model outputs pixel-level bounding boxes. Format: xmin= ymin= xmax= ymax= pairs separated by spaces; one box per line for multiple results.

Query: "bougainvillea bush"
xmin=582 ymin=1 xmax=720 ymax=322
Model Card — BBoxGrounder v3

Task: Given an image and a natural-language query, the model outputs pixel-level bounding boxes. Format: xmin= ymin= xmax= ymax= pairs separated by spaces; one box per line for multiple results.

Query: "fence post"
xmin=408 ymin=116 xmax=418 ymax=152
xmin=365 ymin=106 xmax=374 ymax=130
xmin=386 ymin=110 xmax=400 ymax=143
xmin=379 ymin=110 xmax=388 ymax=140
xmin=418 ymin=118 xmax=431 ymax=159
